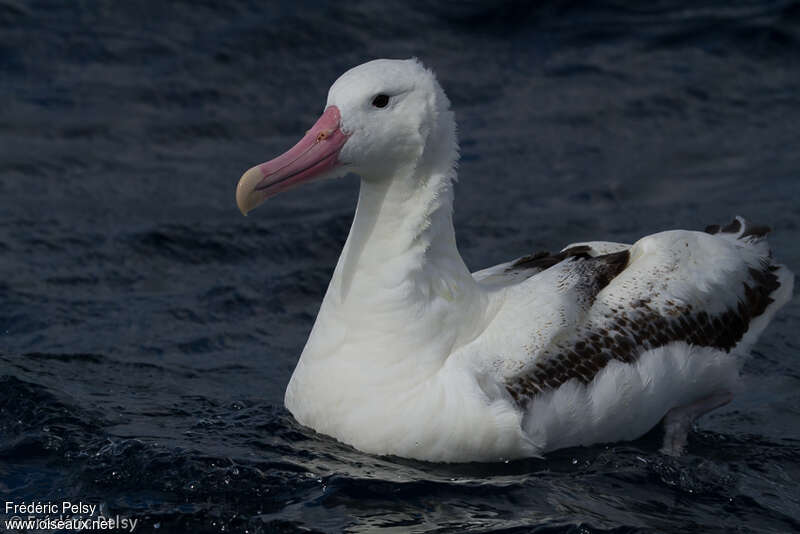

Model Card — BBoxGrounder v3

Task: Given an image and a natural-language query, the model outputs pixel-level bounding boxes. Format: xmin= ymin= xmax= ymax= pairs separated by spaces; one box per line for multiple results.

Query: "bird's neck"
xmin=301 ymin=154 xmax=486 ymax=371
xmin=334 ymin=163 xmax=469 ymax=301
xmin=332 ymin=101 xmax=470 ymax=309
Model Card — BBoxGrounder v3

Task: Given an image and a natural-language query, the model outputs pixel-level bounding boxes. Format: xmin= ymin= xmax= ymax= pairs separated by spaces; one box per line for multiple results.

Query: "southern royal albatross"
xmin=235 ymin=59 xmax=793 ymax=462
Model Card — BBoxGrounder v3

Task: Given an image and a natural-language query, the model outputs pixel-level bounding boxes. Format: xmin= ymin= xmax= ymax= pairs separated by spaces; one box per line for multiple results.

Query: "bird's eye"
xmin=371 ymin=94 xmax=390 ymax=108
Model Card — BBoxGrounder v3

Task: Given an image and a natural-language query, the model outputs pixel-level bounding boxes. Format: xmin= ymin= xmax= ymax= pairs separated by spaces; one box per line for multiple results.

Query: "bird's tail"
xmin=705 ymin=216 xmax=794 ymax=354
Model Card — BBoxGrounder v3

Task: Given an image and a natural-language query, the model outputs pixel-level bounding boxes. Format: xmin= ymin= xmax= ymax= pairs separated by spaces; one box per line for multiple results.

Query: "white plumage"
xmin=236 ymin=59 xmax=793 ymax=462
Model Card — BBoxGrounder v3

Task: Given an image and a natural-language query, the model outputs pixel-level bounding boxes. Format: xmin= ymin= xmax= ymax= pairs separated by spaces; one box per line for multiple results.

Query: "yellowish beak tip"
xmin=236 ymin=166 xmax=264 ymax=216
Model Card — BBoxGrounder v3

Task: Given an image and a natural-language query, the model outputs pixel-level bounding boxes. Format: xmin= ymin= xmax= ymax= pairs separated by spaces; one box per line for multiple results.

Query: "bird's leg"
xmin=659 ymin=391 xmax=733 ymax=456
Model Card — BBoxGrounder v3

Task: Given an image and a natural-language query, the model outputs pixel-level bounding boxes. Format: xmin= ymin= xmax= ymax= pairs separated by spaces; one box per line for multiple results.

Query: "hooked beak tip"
xmin=236 ymin=165 xmax=264 ymax=216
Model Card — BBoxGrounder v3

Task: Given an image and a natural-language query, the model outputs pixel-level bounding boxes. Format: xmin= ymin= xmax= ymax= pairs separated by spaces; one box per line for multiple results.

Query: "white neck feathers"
xmin=298 ymin=106 xmax=486 ymax=373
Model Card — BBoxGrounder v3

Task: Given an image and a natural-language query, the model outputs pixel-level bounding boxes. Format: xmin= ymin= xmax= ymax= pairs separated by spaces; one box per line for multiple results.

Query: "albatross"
xmin=236 ymin=58 xmax=794 ymax=462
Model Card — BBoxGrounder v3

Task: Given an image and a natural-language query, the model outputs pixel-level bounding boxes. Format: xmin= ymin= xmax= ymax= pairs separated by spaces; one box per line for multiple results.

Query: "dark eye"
xmin=371 ymin=94 xmax=390 ymax=108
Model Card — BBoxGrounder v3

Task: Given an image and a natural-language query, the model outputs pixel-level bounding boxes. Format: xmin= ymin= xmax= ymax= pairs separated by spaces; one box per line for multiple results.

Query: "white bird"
xmin=236 ymin=59 xmax=794 ymax=463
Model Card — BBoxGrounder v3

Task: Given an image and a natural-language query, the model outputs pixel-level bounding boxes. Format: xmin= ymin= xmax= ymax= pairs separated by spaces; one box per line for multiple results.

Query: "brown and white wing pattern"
xmin=473 ymin=243 xmax=630 ymax=287
xmin=503 ymin=217 xmax=793 ymax=407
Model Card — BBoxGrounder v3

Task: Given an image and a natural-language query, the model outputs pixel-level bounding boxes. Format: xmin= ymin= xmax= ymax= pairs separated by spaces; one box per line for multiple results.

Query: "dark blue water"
xmin=2 ymin=1 xmax=799 ymax=532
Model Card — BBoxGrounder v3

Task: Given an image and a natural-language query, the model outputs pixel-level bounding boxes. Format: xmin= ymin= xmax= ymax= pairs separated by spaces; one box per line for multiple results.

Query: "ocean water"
xmin=2 ymin=1 xmax=799 ymax=532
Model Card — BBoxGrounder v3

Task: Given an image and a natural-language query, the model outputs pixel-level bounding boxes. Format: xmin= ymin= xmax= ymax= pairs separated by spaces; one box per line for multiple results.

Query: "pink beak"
xmin=236 ymin=106 xmax=349 ymax=215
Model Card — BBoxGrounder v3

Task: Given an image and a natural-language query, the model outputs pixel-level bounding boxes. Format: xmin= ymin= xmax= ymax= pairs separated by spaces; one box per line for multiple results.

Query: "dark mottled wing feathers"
xmin=502 ymin=218 xmax=784 ymax=406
